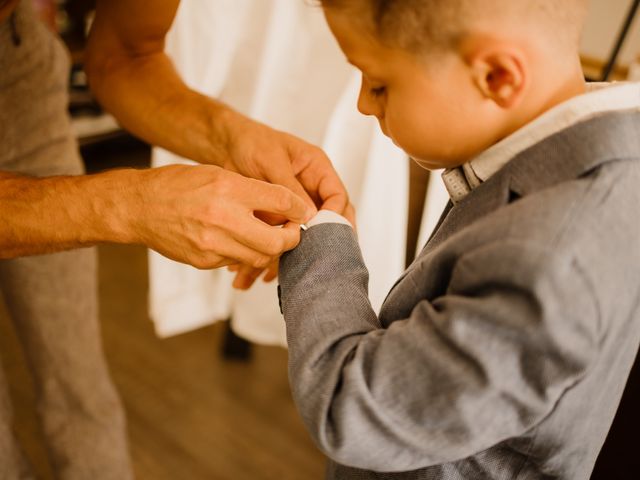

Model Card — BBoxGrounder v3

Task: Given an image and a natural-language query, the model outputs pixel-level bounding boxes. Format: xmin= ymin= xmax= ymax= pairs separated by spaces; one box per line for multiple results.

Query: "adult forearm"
xmin=0 ymin=163 xmax=311 ymax=267
xmin=0 ymin=170 xmax=136 ymax=258
xmin=85 ymin=47 xmax=237 ymax=167
xmin=85 ymin=0 xmax=232 ymax=165
xmin=83 ymin=0 xmax=348 ymax=288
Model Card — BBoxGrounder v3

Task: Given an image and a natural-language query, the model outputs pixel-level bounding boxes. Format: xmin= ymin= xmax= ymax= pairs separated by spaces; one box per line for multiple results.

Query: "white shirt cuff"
xmin=303 ymin=210 xmax=353 ymax=230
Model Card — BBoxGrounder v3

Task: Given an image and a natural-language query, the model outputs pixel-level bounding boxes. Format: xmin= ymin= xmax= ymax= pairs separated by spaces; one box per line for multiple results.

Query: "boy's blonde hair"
xmin=321 ymin=0 xmax=589 ymax=54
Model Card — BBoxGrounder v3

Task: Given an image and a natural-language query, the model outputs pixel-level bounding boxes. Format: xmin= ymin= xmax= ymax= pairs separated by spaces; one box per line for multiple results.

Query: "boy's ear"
xmin=463 ymin=40 xmax=527 ymax=109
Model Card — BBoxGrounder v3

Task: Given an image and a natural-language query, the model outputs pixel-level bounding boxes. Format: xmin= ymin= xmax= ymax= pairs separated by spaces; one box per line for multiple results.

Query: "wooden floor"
xmin=0 ymin=138 xmax=326 ymax=479
xmin=0 ymin=242 xmax=326 ymax=480
xmin=102 ymin=243 xmax=325 ymax=480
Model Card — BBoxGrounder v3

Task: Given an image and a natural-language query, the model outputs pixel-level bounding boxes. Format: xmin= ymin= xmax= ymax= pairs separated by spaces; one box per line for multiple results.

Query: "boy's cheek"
xmin=385 ymin=116 xmax=427 ymax=159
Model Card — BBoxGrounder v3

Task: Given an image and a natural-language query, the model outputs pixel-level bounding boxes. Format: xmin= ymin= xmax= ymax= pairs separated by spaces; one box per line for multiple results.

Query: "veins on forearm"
xmin=0 ymin=174 xmax=101 ymax=258
xmin=89 ymin=50 xmax=231 ymax=167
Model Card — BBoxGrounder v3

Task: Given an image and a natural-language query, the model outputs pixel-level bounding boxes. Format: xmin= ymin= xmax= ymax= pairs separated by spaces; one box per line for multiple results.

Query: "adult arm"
xmin=85 ymin=0 xmax=351 ymax=286
xmin=84 ymin=0 xmax=349 ymax=216
xmin=0 ymin=165 xmax=309 ymax=268
xmin=279 ymin=224 xmax=599 ymax=471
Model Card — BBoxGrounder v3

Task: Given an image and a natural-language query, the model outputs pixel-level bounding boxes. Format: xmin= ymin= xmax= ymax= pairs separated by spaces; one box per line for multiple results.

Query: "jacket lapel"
xmin=383 ymin=110 xmax=640 ymax=303
xmin=424 ymin=171 xmax=514 ymax=254
xmin=384 ymin=172 xmax=514 ymax=299
xmin=428 ymin=109 xmax=640 ymax=253
xmin=430 ymin=111 xmax=640 ymax=250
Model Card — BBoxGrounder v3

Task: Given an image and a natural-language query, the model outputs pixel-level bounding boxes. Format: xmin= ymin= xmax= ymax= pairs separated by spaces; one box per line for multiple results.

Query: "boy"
xmin=278 ymin=0 xmax=640 ymax=478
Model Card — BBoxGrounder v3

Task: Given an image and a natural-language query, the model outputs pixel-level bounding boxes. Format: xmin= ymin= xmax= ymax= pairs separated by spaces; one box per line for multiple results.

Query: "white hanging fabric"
xmin=149 ymin=0 xmax=253 ymax=338
xmin=149 ymin=0 xmax=449 ymax=345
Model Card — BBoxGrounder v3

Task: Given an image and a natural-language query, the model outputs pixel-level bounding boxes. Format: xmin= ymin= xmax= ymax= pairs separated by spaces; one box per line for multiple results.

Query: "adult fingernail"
xmin=306 ymin=206 xmax=317 ymax=220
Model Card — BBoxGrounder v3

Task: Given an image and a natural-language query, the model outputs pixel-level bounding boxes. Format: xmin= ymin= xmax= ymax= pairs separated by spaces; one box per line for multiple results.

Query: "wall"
xmin=581 ymin=0 xmax=640 ymax=65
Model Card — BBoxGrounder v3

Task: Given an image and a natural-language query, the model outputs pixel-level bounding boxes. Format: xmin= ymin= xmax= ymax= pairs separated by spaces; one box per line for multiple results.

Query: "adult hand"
xmin=220 ymin=114 xmax=355 ymax=288
xmin=128 ymin=164 xmax=314 ymax=270
xmin=222 ymin=113 xmax=351 ymax=220
xmin=229 ymin=203 xmax=358 ymax=291
xmin=227 ymin=261 xmax=279 ymax=290
xmin=86 ymin=0 xmax=353 ymax=282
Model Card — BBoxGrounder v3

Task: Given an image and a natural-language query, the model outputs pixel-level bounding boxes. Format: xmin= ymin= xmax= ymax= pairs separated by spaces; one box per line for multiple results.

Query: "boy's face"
xmin=324 ymin=7 xmax=503 ymax=170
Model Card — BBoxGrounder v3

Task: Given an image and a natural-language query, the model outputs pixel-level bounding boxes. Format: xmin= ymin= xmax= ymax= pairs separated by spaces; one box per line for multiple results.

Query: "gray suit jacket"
xmin=279 ymin=111 xmax=640 ymax=479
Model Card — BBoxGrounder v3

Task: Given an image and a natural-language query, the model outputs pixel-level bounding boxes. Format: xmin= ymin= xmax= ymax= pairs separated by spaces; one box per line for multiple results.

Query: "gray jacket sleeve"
xmin=279 ymin=223 xmax=600 ymax=472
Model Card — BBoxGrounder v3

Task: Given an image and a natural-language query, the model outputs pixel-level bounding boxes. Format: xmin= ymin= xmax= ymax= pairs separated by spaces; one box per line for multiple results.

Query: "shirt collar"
xmin=443 ymin=81 xmax=640 ymax=204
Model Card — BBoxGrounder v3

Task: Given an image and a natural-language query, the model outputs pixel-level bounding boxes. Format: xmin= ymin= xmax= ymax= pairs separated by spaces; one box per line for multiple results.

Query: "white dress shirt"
xmin=305 ymin=210 xmax=354 ymax=229
xmin=443 ymin=82 xmax=640 ymax=203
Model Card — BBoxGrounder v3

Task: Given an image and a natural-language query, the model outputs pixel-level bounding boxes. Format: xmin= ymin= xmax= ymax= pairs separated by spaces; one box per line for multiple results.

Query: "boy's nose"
xmin=357 ymin=81 xmax=378 ymax=117
xmin=357 ymin=93 xmax=372 ymax=116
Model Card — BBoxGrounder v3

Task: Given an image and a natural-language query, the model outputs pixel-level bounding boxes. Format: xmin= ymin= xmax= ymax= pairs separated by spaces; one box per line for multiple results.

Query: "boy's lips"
xmin=377 ymin=122 xmax=400 ymax=148
xmin=376 ymin=119 xmax=390 ymax=138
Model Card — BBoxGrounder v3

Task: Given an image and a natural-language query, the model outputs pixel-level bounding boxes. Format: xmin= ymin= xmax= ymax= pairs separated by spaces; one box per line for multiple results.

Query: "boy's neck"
xmin=501 ymin=66 xmax=588 ymax=143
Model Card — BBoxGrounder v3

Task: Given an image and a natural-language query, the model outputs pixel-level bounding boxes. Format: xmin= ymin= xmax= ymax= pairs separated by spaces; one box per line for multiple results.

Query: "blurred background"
xmin=0 ymin=0 xmax=639 ymax=478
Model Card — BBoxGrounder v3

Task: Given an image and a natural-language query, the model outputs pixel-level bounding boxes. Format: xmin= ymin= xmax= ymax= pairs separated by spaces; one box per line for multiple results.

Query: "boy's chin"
xmin=411 ymin=156 xmax=464 ymax=171
xmin=385 ymin=132 xmax=464 ymax=171
xmin=411 ymin=158 xmax=443 ymax=171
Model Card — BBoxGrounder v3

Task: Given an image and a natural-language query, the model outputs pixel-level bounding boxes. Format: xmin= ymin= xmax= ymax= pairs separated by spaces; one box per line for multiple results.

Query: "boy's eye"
xmin=370 ymin=86 xmax=386 ymax=98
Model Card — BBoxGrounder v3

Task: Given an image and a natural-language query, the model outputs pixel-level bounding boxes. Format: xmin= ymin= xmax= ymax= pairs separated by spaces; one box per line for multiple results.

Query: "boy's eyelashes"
xmin=370 ymin=86 xmax=387 ymax=97
xmin=360 ymin=72 xmax=386 ymax=98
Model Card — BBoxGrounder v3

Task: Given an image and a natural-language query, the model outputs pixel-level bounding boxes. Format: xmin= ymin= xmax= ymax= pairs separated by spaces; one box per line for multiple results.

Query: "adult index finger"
xmin=248 ymin=179 xmax=315 ymax=224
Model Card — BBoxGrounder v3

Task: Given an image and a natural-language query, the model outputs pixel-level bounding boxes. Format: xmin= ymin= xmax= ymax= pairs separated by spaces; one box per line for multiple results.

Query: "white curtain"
xmin=149 ymin=0 xmax=450 ymax=345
